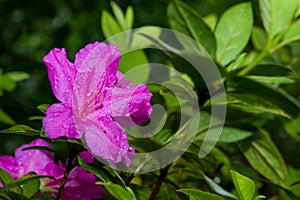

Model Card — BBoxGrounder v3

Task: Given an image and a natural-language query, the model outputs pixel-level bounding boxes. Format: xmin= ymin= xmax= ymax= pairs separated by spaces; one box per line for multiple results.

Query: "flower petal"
xmin=15 ymin=139 xmax=64 ymax=177
xmin=108 ymin=83 xmax=152 ymax=126
xmin=0 ymin=156 xmax=19 ymax=179
xmin=72 ymin=42 xmax=121 ymax=116
xmin=79 ymin=151 xmax=94 ymax=164
xmin=80 ymin=117 xmax=134 ymax=166
xmin=43 ymin=103 xmax=79 ymax=139
xmin=43 ymin=48 xmax=76 ymax=104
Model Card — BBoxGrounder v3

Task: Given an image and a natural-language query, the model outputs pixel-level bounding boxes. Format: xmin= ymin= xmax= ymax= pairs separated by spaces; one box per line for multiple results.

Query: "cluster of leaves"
xmin=1 ymin=0 xmax=300 ymax=199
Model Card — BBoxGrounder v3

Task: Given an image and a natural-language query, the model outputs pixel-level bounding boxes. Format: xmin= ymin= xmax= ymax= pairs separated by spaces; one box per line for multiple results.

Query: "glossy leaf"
xmin=226 ymin=77 xmax=300 ymax=118
xmin=167 ymin=0 xmax=216 ymax=56
xmin=283 ymin=18 xmax=300 ymax=45
xmin=241 ymin=130 xmax=289 ymax=186
xmin=131 ymin=26 xmax=161 ymax=49
xmin=204 ymin=175 xmax=237 ymax=199
xmin=215 ymin=2 xmax=253 ymax=66
xmin=252 ymin=27 xmax=267 ymax=50
xmin=104 ymin=183 xmax=136 ymax=200
xmin=0 ymin=125 xmax=40 ymax=136
xmin=259 ymin=0 xmax=298 ymax=37
xmin=178 ymin=189 xmax=225 ymax=200
xmin=197 ymin=127 xmax=252 ymax=143
xmin=118 ymin=50 xmax=150 ymax=84
xmin=231 ymin=170 xmax=255 ymax=200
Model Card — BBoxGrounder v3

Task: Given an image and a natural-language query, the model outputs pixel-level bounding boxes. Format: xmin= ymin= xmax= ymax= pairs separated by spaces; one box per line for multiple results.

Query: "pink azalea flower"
xmin=42 ymin=42 xmax=152 ymax=166
xmin=0 ymin=138 xmax=106 ymax=200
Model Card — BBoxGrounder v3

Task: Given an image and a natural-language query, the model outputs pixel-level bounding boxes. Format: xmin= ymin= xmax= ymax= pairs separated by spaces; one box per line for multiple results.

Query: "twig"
xmin=148 ymin=165 xmax=171 ymax=200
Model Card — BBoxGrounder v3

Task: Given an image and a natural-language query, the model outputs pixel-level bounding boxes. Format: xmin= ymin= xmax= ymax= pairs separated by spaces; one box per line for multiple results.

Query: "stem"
xmin=55 ymin=145 xmax=80 ymax=200
xmin=56 ymin=167 xmax=71 ymax=200
xmin=238 ymin=50 xmax=269 ymax=76
xmin=148 ymin=165 xmax=171 ymax=200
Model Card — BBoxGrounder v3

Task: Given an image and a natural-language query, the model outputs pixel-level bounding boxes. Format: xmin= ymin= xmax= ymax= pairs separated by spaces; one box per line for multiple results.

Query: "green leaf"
xmin=22 ymin=176 xmax=40 ymax=198
xmin=203 ymin=14 xmax=218 ymax=31
xmin=31 ymin=194 xmax=56 ymax=200
xmin=0 ymin=74 xmax=16 ymax=92
xmin=252 ymin=27 xmax=268 ymax=50
xmin=104 ymin=183 xmax=136 ymax=200
xmin=0 ymin=108 xmax=15 ymax=125
xmin=226 ymin=77 xmax=300 ymax=118
xmin=118 ymin=50 xmax=150 ymax=84
xmin=0 ymin=125 xmax=40 ymax=136
xmin=6 ymin=71 xmax=30 ymax=82
xmin=4 ymin=192 xmax=28 ymax=200
xmin=241 ymin=130 xmax=289 ymax=186
xmin=204 ymin=175 xmax=237 ymax=199
xmin=125 ymin=6 xmax=134 ymax=30
xmin=247 ymin=63 xmax=293 ymax=77
xmin=227 ymin=93 xmax=292 ymax=118
xmin=101 ymin=10 xmax=126 ymax=48
xmin=259 ymin=0 xmax=298 ymax=37
xmin=110 ymin=1 xmax=126 ymax=30
xmin=230 ymin=170 xmax=255 ymax=200
xmin=197 ymin=127 xmax=252 ymax=143
xmin=78 ymin=156 xmax=113 ymax=184
xmin=131 ymin=26 xmax=161 ymax=49
xmin=167 ymin=0 xmax=216 ymax=57
xmin=0 ymin=169 xmax=14 ymax=186
xmin=283 ymin=18 xmax=300 ymax=44
xmin=254 ymin=195 xmax=267 ymax=200
xmin=37 ymin=104 xmax=50 ymax=114
xmin=0 ymin=169 xmax=22 ymax=194
xmin=215 ymin=2 xmax=253 ymax=66
xmin=177 ymin=189 xmax=225 ymax=200
xmin=218 ymin=127 xmax=252 ymax=143
xmin=0 ymin=173 xmax=54 ymax=193
xmin=284 ymin=116 xmax=300 ymax=141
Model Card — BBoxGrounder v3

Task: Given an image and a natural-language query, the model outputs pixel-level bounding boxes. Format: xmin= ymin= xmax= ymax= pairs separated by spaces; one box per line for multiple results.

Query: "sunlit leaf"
xmin=259 ymin=0 xmax=298 ymax=37
xmin=215 ymin=2 xmax=253 ymax=66
xmin=252 ymin=27 xmax=268 ymax=51
xmin=178 ymin=189 xmax=225 ymax=200
xmin=204 ymin=175 xmax=237 ymax=199
xmin=104 ymin=183 xmax=136 ymax=200
xmin=110 ymin=1 xmax=126 ymax=30
xmin=231 ymin=170 xmax=255 ymax=200
xmin=226 ymin=77 xmax=300 ymax=118
xmin=282 ymin=19 xmax=300 ymax=45
xmin=167 ymin=0 xmax=216 ymax=57
xmin=240 ymin=130 xmax=289 ymax=186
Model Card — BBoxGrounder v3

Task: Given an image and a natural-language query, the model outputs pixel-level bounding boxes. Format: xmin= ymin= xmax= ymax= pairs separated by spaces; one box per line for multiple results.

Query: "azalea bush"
xmin=1 ymin=0 xmax=300 ymax=200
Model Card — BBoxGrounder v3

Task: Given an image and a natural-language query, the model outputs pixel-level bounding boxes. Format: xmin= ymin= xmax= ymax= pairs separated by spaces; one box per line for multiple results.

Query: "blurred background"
xmin=0 ymin=0 xmax=250 ymax=154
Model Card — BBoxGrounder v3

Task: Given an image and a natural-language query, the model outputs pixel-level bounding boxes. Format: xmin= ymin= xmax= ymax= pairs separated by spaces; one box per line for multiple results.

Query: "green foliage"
xmin=1 ymin=0 xmax=300 ymax=199
xmin=215 ymin=2 xmax=253 ymax=66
